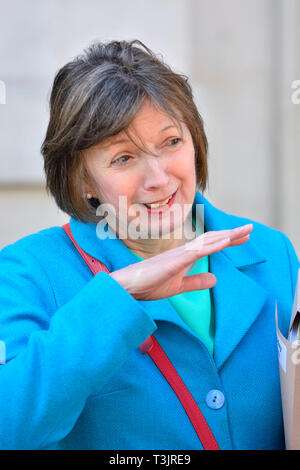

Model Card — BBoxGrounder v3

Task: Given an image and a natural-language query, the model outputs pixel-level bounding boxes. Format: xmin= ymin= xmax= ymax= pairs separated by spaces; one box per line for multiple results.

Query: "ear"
xmin=82 ymin=165 xmax=96 ymax=199
xmin=83 ymin=182 xmax=94 ymax=199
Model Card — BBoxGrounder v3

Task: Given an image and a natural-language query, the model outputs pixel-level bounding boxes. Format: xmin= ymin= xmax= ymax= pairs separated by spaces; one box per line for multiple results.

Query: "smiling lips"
xmin=143 ymin=190 xmax=177 ymax=208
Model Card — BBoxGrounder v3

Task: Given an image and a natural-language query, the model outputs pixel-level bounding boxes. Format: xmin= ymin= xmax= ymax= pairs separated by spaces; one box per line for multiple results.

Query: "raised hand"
xmin=109 ymin=224 xmax=253 ymax=300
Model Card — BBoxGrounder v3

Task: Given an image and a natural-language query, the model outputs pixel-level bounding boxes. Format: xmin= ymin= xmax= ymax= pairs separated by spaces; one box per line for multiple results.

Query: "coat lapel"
xmin=69 ymin=191 xmax=269 ymax=369
xmin=210 ymin=251 xmax=268 ymax=370
xmin=196 ymin=193 xmax=269 ymax=370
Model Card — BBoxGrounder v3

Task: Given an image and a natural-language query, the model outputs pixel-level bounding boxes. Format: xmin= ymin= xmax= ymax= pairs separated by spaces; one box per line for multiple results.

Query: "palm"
xmin=138 ymin=267 xmax=214 ymax=301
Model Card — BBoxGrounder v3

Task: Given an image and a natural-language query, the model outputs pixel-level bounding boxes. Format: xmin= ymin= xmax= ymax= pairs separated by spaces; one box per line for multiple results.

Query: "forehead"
xmin=101 ymin=101 xmax=183 ymax=149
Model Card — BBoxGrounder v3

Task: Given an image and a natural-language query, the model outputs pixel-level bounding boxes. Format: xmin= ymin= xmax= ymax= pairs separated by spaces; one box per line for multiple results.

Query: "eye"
xmin=167 ymin=137 xmax=182 ymax=147
xmin=111 ymin=155 xmax=131 ymax=166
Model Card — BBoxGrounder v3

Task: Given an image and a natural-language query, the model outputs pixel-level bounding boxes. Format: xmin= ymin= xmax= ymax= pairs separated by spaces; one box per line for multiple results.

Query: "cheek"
xmin=94 ymin=173 xmax=138 ymax=204
xmin=171 ymin=148 xmax=196 ymax=178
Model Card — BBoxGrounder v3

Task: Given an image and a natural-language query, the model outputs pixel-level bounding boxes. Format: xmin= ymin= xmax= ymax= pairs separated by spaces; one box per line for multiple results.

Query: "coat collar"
xmin=69 ymin=191 xmax=268 ymax=370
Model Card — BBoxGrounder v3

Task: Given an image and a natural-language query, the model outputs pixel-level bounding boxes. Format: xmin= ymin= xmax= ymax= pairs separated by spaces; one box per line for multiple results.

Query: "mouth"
xmin=142 ymin=189 xmax=177 ymax=213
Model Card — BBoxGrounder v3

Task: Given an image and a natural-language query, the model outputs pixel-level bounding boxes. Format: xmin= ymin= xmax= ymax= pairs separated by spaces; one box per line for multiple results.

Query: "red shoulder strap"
xmin=62 ymin=223 xmax=110 ymax=276
xmin=140 ymin=335 xmax=220 ymax=450
xmin=62 ymin=222 xmax=220 ymax=450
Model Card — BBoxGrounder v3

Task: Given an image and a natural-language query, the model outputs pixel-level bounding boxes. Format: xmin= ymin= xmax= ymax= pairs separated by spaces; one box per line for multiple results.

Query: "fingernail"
xmin=233 ymin=224 xmax=252 ymax=232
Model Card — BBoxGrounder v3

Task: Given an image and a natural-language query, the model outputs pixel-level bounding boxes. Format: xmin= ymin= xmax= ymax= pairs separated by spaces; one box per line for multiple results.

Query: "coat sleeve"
xmin=0 ymin=242 xmax=157 ymax=450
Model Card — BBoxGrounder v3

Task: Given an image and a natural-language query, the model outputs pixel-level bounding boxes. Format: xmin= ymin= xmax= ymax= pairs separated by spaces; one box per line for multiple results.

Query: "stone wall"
xmin=0 ymin=0 xmax=299 ymax=254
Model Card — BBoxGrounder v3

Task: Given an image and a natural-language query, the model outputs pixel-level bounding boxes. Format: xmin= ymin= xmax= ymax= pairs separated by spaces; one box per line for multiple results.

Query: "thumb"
xmin=179 ymin=272 xmax=217 ymax=294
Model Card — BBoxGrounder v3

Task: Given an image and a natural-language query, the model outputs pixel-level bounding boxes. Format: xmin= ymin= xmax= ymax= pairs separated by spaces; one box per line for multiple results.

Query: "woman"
xmin=0 ymin=39 xmax=298 ymax=450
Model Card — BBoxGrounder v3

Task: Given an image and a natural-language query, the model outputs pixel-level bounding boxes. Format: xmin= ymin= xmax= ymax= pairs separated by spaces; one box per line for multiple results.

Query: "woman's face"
xmin=83 ymin=99 xmax=197 ymax=240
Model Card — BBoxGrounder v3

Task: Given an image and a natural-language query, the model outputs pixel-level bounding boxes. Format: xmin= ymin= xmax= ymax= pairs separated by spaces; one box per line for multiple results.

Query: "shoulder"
xmin=228 ymin=211 xmax=298 ymax=262
xmin=207 ymin=196 xmax=298 ymax=260
xmin=0 ymin=224 xmax=78 ymax=283
xmin=222 ymin=209 xmax=299 ymax=306
xmin=228 ymin=211 xmax=288 ymax=248
xmin=198 ymin=192 xmax=291 ymax=252
xmin=200 ymin=192 xmax=300 ymax=297
xmin=0 ymin=225 xmax=71 ymax=260
xmin=0 ymin=223 xmax=93 ymax=317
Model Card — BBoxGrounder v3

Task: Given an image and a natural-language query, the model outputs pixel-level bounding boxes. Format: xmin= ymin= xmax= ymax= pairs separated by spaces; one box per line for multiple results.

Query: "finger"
xmin=184 ymin=236 xmax=232 ymax=258
xmin=199 ymin=232 xmax=251 ymax=253
xmin=229 ymin=234 xmax=250 ymax=246
xmin=153 ymin=226 xmax=252 ymax=277
xmin=199 ymin=224 xmax=253 ymax=245
xmin=229 ymin=224 xmax=253 ymax=241
xmin=186 ymin=224 xmax=253 ymax=251
xmin=179 ymin=272 xmax=217 ymax=294
xmin=204 ymin=224 xmax=253 ymax=238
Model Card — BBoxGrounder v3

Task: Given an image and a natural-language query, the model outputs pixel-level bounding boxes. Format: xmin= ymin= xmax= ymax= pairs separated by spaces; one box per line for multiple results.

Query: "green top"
xmin=128 ymin=215 xmax=215 ymax=356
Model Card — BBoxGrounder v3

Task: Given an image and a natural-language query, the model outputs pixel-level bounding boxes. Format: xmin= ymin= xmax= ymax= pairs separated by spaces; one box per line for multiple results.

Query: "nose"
xmin=142 ymin=155 xmax=170 ymax=190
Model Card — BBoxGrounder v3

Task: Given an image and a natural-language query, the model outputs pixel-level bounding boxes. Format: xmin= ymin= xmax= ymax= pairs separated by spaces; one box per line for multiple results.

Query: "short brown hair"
xmin=41 ymin=39 xmax=208 ymax=223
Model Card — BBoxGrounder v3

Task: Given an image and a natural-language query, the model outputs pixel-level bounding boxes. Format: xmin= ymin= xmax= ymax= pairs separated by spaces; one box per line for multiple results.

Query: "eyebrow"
xmin=102 ymin=125 xmax=178 ymax=148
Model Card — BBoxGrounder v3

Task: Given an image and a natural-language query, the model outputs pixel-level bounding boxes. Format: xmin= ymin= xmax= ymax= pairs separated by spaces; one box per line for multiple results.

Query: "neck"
xmin=119 ymin=212 xmax=197 ymax=259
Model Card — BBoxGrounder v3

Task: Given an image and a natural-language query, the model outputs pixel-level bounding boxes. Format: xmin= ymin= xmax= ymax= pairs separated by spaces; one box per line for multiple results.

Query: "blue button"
xmin=205 ymin=389 xmax=225 ymax=409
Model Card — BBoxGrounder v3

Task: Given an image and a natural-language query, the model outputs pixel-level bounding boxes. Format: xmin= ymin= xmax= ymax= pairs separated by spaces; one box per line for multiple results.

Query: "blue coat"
xmin=0 ymin=191 xmax=299 ymax=450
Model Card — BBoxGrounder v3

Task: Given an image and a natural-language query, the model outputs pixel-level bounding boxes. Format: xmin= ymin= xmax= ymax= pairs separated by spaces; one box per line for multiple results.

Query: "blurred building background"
xmin=0 ymin=0 xmax=299 ymax=254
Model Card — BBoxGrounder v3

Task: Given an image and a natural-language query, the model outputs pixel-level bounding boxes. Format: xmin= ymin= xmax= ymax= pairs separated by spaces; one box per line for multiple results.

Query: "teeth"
xmin=145 ymin=195 xmax=172 ymax=208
